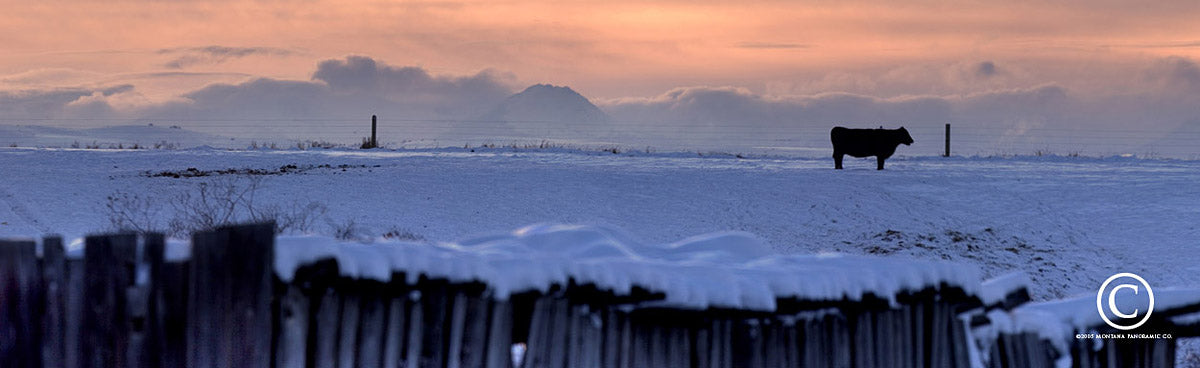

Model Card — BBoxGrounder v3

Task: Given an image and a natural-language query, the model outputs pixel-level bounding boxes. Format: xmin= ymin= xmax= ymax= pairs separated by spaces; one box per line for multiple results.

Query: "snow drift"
xmin=274 ymin=223 xmax=982 ymax=311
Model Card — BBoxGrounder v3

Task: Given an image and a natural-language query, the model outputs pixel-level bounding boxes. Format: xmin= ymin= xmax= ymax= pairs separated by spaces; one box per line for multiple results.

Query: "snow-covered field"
xmin=1 ymin=146 xmax=1197 ymax=300
xmin=2 ymin=145 xmax=1198 ymax=363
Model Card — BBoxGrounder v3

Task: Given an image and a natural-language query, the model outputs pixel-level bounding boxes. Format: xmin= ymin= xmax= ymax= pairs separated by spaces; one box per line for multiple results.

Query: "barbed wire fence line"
xmin=1 ymin=116 xmax=1198 ymax=158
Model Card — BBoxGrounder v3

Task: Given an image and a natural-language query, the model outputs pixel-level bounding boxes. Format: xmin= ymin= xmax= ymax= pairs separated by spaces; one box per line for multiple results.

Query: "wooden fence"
xmin=1 ymin=222 xmax=1196 ymax=367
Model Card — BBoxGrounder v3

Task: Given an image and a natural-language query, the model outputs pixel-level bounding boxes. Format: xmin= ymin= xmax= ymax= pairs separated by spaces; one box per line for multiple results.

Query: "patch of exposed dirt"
xmin=842 ymin=227 xmax=1090 ymax=300
xmin=143 ymin=163 xmax=381 ymax=178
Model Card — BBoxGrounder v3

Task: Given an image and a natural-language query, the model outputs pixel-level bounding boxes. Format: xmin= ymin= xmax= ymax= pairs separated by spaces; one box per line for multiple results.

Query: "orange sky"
xmin=2 ymin=0 xmax=1200 ymax=100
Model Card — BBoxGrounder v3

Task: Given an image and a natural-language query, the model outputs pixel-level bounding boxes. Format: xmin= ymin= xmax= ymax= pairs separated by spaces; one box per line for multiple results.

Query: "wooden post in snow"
xmin=944 ymin=123 xmax=951 ymax=157
xmin=484 ymin=299 xmax=514 ymax=368
xmin=187 ymin=223 xmax=275 ymax=368
xmin=418 ymin=278 xmax=452 ymax=368
xmin=141 ymin=233 xmax=169 ymax=367
xmin=63 ymin=257 xmax=85 ymax=368
xmin=40 ymin=236 xmax=66 ymax=368
xmin=82 ymin=233 xmax=137 ymax=368
xmin=157 ymin=245 xmax=190 ymax=368
xmin=335 ymin=282 xmax=363 ymax=368
xmin=361 ymin=115 xmax=379 ymax=149
xmin=380 ymin=275 xmax=410 ymax=368
xmin=0 ymin=239 xmax=40 ymax=368
xmin=355 ymin=281 xmax=389 ymax=368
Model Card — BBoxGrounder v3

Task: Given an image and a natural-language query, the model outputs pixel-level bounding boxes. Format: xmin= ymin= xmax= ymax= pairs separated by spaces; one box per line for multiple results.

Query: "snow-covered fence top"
xmin=978 ymin=287 xmax=1200 ymax=356
xmin=274 ymin=223 xmax=982 ymax=311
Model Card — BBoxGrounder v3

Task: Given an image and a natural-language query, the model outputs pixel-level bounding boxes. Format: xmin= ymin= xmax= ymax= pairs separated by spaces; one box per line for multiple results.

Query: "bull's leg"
xmin=876 ymin=157 xmax=885 ymax=170
xmin=833 ymin=152 xmax=844 ymax=169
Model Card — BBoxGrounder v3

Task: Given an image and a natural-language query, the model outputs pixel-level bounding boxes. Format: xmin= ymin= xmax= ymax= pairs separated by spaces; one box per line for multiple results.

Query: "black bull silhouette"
xmin=831 ymin=126 xmax=914 ymax=170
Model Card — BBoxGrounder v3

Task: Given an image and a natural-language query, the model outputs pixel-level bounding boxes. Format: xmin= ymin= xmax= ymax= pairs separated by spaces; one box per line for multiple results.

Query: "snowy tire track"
xmin=0 ymin=179 xmax=53 ymax=234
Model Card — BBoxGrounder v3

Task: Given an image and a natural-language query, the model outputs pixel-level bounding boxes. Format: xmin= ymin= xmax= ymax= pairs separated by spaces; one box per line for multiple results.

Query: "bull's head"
xmin=898 ymin=127 xmax=914 ymax=145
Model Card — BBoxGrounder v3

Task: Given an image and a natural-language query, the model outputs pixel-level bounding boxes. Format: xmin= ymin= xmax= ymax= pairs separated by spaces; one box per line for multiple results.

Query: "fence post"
xmin=274 ymin=282 xmax=309 ymax=368
xmin=188 ymin=223 xmax=275 ymax=368
xmin=380 ymin=273 xmax=411 ymax=368
xmin=141 ymin=233 xmax=174 ymax=368
xmin=418 ymin=279 xmax=452 ymax=368
xmin=0 ymin=239 xmax=40 ymax=368
xmin=156 ymin=244 xmax=189 ymax=368
xmin=372 ymin=115 xmax=378 ymax=148
xmin=82 ymin=233 xmax=138 ymax=368
xmin=41 ymin=236 xmax=66 ymax=368
xmin=312 ymin=273 xmax=342 ymax=368
xmin=458 ymin=292 xmax=491 ymax=368
xmin=335 ymin=281 xmax=362 ymax=368
xmin=944 ymin=123 xmax=951 ymax=157
xmin=484 ymin=299 xmax=513 ymax=368
xmin=64 ymin=256 xmax=85 ymax=368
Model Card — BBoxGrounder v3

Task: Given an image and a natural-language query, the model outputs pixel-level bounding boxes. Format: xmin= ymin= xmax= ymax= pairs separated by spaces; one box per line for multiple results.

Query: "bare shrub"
xmin=105 ymin=191 xmax=168 ymax=233
xmin=256 ymin=201 xmax=328 ymax=234
xmin=106 ymin=175 xmax=330 ymax=237
xmin=330 ymin=218 xmax=363 ymax=240
xmin=167 ymin=176 xmax=265 ymax=235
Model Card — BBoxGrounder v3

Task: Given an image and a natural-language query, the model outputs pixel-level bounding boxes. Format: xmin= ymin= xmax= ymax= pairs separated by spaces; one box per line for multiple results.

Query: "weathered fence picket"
xmin=274 ymin=279 xmax=310 ymax=368
xmin=0 ymin=239 xmax=39 ymax=368
xmin=156 ymin=250 xmax=189 ymax=368
xmin=334 ymin=282 xmax=362 ymax=368
xmin=81 ymin=233 xmax=136 ymax=368
xmin=40 ymin=236 xmax=65 ymax=368
xmin=403 ymin=290 xmax=425 ymax=368
xmin=418 ymin=278 xmax=451 ymax=368
xmin=484 ymin=298 xmax=514 ymax=368
xmin=380 ymin=285 xmax=407 ymax=368
xmin=303 ymin=259 xmax=341 ymax=368
xmin=63 ymin=256 xmax=85 ymax=368
xmin=188 ymin=223 xmax=274 ymax=368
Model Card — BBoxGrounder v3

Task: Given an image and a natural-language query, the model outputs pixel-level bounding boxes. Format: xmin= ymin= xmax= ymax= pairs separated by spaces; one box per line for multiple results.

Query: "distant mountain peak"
xmin=517 ymin=83 xmax=579 ymax=96
xmin=483 ymin=84 xmax=610 ymax=124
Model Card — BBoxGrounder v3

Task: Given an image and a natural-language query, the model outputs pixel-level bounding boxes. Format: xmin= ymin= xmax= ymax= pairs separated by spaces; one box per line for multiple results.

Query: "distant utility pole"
xmin=944 ymin=123 xmax=951 ymax=157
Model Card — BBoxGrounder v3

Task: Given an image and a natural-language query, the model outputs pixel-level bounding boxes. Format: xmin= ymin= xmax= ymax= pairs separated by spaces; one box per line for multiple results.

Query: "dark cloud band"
xmin=159 ymin=46 xmax=301 ymax=69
